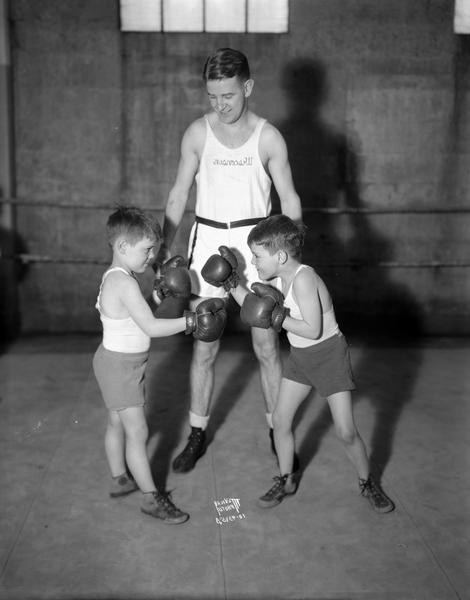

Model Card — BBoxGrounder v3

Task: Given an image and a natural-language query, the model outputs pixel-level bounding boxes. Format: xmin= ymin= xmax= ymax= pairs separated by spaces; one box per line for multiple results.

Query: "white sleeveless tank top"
xmin=195 ymin=116 xmax=272 ymax=222
xmin=95 ymin=267 xmax=150 ymax=353
xmin=277 ymin=265 xmax=339 ymax=348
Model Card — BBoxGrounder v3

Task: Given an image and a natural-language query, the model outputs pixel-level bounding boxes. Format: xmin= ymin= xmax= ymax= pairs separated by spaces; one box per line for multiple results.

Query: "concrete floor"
xmin=0 ymin=332 xmax=469 ymax=600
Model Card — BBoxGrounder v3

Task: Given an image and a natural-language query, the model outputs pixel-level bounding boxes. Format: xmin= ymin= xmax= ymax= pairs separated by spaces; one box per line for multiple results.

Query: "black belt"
xmin=195 ymin=215 xmax=264 ymax=229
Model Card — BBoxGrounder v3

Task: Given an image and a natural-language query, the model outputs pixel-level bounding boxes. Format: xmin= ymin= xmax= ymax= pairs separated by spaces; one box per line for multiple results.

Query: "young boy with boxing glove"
xmin=93 ymin=206 xmax=226 ymax=524
xmin=201 ymin=215 xmax=394 ymax=514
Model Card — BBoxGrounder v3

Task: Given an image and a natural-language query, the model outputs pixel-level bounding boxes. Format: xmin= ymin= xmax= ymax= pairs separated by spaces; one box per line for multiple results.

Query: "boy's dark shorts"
xmin=283 ymin=333 xmax=356 ymax=398
xmin=93 ymin=344 xmax=148 ymax=411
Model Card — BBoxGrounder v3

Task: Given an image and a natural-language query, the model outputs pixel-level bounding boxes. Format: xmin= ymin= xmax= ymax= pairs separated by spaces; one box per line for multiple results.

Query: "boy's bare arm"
xmin=230 ymin=284 xmax=249 ymax=307
xmin=282 ymin=269 xmax=323 ymax=339
xmin=120 ymin=277 xmax=186 ymax=337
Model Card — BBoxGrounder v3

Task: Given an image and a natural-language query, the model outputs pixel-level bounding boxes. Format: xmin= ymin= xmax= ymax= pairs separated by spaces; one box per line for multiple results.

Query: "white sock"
xmin=189 ymin=410 xmax=209 ymax=430
xmin=266 ymin=412 xmax=273 ymax=429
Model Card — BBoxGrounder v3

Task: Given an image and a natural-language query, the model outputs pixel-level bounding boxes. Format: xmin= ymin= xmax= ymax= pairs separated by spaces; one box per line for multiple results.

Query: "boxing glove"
xmin=184 ymin=298 xmax=227 ymax=342
xmin=154 ymin=255 xmax=191 ymax=303
xmin=252 ymin=282 xmax=288 ymax=332
xmin=250 ymin=282 xmax=284 ymax=307
xmin=240 ymin=283 xmax=288 ymax=333
xmin=201 ymin=246 xmax=239 ymax=291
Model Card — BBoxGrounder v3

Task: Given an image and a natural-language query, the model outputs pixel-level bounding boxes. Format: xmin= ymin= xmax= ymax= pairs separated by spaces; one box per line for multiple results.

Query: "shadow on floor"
xmin=295 ymin=332 xmax=423 ymax=483
xmin=144 ymin=301 xmax=259 ymax=489
xmin=207 ymin=333 xmax=260 ymax=446
xmin=144 ymin=333 xmax=192 ymax=490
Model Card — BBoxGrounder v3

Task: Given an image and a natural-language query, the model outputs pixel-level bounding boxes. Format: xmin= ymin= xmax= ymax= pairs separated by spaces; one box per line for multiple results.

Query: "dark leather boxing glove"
xmin=154 ymin=256 xmax=191 ymax=303
xmin=240 ymin=283 xmax=288 ymax=333
xmin=251 ymin=282 xmax=288 ymax=332
xmin=201 ymin=246 xmax=239 ymax=291
xmin=184 ymin=298 xmax=227 ymax=342
xmin=250 ymin=282 xmax=284 ymax=306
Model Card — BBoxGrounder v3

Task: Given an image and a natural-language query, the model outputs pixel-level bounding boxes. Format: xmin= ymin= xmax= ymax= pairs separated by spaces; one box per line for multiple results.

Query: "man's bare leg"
xmin=251 ymin=326 xmax=282 ymax=456
xmin=189 ymin=338 xmax=220 ymax=419
xmin=251 ymin=326 xmax=281 ymax=415
xmin=173 ymin=302 xmax=221 ymax=473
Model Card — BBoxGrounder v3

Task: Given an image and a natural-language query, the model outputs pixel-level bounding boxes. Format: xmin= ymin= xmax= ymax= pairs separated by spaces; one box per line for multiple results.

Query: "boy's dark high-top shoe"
xmin=141 ymin=490 xmax=189 ymax=524
xmin=257 ymin=473 xmax=298 ymax=508
xmin=359 ymin=476 xmax=395 ymax=513
xmin=172 ymin=426 xmax=206 ymax=473
xmin=109 ymin=472 xmax=139 ymax=498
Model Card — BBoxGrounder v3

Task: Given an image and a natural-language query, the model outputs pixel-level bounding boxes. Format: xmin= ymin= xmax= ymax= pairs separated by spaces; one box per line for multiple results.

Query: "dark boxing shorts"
xmin=93 ymin=344 xmax=148 ymax=411
xmin=283 ymin=333 xmax=356 ymax=398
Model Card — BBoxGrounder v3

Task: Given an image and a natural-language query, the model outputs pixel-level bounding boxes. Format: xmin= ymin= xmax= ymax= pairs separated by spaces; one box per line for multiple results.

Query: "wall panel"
xmin=6 ymin=0 xmax=470 ymax=334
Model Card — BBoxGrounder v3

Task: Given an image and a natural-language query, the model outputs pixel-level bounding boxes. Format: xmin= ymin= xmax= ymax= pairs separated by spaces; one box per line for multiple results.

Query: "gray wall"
xmin=4 ymin=0 xmax=470 ymax=335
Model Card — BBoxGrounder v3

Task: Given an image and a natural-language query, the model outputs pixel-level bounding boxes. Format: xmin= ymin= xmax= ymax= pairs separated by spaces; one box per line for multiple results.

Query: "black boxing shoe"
xmin=172 ymin=427 xmax=206 ymax=473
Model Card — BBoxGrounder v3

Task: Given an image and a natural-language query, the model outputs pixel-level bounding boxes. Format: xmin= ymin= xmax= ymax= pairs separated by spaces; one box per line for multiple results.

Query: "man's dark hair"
xmin=202 ymin=48 xmax=250 ymax=82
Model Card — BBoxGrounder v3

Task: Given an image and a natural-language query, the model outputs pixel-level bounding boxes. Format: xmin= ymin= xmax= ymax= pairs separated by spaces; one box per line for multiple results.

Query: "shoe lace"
xmin=360 ymin=478 xmax=388 ymax=506
xmin=265 ymin=475 xmax=288 ymax=499
xmin=185 ymin=430 xmax=204 ymax=454
xmin=155 ymin=490 xmax=182 ymax=515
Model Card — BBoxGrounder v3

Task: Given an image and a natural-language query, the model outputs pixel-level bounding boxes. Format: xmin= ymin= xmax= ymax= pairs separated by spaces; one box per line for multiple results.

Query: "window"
xmin=120 ymin=0 xmax=289 ymax=33
xmin=454 ymin=0 xmax=470 ymax=33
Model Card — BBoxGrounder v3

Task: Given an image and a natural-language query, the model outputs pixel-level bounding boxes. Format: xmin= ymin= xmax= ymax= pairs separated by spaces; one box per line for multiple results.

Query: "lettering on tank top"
xmin=212 ymin=156 xmax=254 ymax=167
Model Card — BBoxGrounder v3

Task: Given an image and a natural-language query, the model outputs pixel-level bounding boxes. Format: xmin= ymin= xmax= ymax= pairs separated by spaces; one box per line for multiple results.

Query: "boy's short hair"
xmin=248 ymin=215 xmax=305 ymax=260
xmin=202 ymin=48 xmax=250 ymax=82
xmin=106 ymin=206 xmax=162 ymax=247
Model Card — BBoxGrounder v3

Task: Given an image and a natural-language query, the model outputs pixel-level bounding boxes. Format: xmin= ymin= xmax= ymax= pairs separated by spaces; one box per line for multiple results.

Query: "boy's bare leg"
xmin=118 ymin=409 xmax=190 ymax=523
xmin=119 ymin=406 xmax=156 ymax=493
xmin=257 ymin=378 xmax=309 ymax=508
xmin=273 ymin=378 xmax=311 ymax=475
xmin=328 ymin=390 xmax=395 ymax=513
xmin=105 ymin=410 xmax=127 ymax=477
xmin=327 ymin=391 xmax=369 ymax=480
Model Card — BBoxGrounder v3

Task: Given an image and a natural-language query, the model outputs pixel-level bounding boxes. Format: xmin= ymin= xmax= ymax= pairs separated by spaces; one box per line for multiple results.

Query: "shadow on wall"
xmin=0 ymin=220 xmax=29 ymax=348
xmin=275 ymin=57 xmax=423 ymax=483
xmin=275 ymin=56 xmax=423 ymax=337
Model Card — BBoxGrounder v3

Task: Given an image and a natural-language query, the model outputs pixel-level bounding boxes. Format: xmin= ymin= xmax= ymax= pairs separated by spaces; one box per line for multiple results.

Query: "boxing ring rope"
xmin=1 ymin=197 xmax=469 ymax=268
xmin=2 ymin=197 xmax=470 ymax=214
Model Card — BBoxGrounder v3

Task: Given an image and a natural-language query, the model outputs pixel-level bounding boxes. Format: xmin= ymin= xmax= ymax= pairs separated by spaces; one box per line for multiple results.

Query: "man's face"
xmin=206 ymin=76 xmax=252 ymax=125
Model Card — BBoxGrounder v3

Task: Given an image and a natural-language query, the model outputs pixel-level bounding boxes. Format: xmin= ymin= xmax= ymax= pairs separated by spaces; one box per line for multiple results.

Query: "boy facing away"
xmin=92 ymin=206 xmax=226 ymax=524
xmin=201 ymin=214 xmax=394 ymax=513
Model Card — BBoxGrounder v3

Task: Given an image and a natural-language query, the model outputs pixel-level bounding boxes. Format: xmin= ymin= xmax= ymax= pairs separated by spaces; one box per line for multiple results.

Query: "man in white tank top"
xmin=156 ymin=48 xmax=302 ymax=473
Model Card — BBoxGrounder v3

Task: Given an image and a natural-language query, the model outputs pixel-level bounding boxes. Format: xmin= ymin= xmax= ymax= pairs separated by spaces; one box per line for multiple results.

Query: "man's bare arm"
xmin=158 ymin=121 xmax=202 ymax=261
xmin=263 ymin=125 xmax=302 ymax=223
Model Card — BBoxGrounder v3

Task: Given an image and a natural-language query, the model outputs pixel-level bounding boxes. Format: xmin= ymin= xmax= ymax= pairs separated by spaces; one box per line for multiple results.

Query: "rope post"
xmin=0 ymin=0 xmax=20 ymax=340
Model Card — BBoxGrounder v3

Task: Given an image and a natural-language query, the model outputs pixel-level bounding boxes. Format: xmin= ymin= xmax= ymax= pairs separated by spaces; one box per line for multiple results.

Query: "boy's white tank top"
xmin=195 ymin=116 xmax=272 ymax=222
xmin=276 ymin=265 xmax=339 ymax=348
xmin=96 ymin=267 xmax=150 ymax=353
